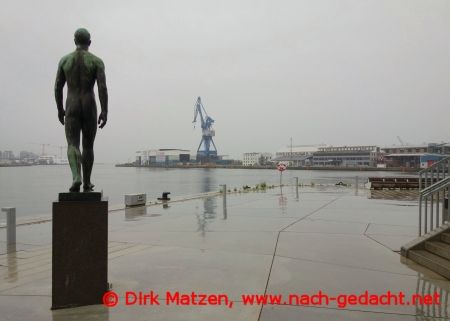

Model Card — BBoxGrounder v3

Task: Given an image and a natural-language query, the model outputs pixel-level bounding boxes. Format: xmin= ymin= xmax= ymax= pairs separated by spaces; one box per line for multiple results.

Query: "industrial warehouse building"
xmin=312 ymin=145 xmax=380 ymax=167
xmin=382 ymin=143 xmax=450 ymax=155
xmin=381 ymin=143 xmax=450 ymax=168
xmin=272 ymin=145 xmax=324 ymax=167
xmin=383 ymin=153 xmax=446 ymax=168
xmin=136 ymin=149 xmax=191 ymax=166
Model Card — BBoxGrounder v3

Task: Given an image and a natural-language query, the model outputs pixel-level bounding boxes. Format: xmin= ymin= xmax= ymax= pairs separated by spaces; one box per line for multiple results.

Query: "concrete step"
xmin=441 ymin=233 xmax=450 ymax=245
xmin=425 ymin=241 xmax=450 ymax=260
xmin=409 ymin=250 xmax=450 ymax=279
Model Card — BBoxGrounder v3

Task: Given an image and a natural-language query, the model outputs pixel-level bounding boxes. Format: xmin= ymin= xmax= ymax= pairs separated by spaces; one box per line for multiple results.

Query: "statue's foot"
xmin=69 ymin=181 xmax=82 ymax=192
xmin=83 ymin=183 xmax=95 ymax=192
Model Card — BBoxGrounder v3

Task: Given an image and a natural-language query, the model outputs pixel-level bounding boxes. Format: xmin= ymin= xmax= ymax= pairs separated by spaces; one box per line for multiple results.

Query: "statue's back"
xmin=61 ymin=50 xmax=101 ymax=93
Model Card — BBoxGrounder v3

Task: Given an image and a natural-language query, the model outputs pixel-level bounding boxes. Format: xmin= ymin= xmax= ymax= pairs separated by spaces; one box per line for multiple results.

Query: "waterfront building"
xmin=384 ymin=153 xmax=446 ymax=168
xmin=38 ymin=155 xmax=56 ymax=165
xmin=136 ymin=149 xmax=191 ymax=166
xmin=2 ymin=150 xmax=15 ymax=160
xmin=273 ymin=145 xmax=325 ymax=167
xmin=382 ymin=143 xmax=450 ymax=156
xmin=381 ymin=143 xmax=450 ymax=168
xmin=242 ymin=152 xmax=273 ymax=166
xmin=312 ymin=145 xmax=380 ymax=167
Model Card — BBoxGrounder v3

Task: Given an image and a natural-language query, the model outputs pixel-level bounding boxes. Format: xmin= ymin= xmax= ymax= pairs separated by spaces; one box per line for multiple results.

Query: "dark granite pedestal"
xmin=52 ymin=192 xmax=108 ymax=309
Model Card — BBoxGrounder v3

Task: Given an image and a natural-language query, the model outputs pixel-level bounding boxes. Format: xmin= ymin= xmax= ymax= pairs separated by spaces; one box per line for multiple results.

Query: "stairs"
xmin=402 ymin=227 xmax=450 ymax=279
xmin=401 ymin=156 xmax=450 ymax=278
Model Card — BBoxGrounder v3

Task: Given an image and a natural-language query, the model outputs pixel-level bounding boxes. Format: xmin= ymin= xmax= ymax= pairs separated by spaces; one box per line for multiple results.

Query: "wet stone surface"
xmin=0 ymin=187 xmax=448 ymax=320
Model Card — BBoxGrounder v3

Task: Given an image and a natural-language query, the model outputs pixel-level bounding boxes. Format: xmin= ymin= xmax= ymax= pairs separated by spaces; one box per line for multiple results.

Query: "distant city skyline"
xmin=2 ymin=139 xmax=450 ymax=163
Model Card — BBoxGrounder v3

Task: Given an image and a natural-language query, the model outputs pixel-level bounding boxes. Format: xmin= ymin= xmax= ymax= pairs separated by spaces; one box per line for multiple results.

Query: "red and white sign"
xmin=277 ymin=162 xmax=287 ymax=172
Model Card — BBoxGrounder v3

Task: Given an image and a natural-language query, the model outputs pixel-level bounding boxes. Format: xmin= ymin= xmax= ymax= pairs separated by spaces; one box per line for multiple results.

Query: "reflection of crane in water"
xmin=195 ymin=172 xmax=217 ymax=236
xmin=193 ymin=97 xmax=218 ymax=163
xmin=196 ymin=197 xmax=217 ymax=237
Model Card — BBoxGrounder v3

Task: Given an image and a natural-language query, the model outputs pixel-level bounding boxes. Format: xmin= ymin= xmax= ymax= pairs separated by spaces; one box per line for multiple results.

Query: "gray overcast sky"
xmin=1 ymin=0 xmax=449 ymax=162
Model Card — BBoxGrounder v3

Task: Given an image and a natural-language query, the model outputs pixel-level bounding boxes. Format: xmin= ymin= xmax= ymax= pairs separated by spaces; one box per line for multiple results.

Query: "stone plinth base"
xmin=52 ymin=194 xmax=108 ymax=309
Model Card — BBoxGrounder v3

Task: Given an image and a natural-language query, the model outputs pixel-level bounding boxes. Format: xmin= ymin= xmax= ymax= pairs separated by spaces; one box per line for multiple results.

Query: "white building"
xmin=37 ymin=155 xmax=69 ymax=165
xmin=136 ymin=149 xmax=191 ymax=165
xmin=273 ymin=145 xmax=326 ymax=166
xmin=313 ymin=145 xmax=380 ymax=167
xmin=242 ymin=152 xmax=273 ymax=166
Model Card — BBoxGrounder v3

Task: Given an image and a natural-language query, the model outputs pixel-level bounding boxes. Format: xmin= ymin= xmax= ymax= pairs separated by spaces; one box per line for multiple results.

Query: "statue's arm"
xmin=96 ymin=59 xmax=108 ymax=128
xmin=54 ymin=60 xmax=66 ymax=125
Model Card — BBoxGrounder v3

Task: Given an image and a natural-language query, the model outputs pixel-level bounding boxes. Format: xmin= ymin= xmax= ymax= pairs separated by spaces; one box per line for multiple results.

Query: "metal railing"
xmin=418 ymin=157 xmax=450 ymax=236
xmin=419 ymin=176 xmax=450 ymax=236
xmin=419 ymin=156 xmax=450 ymax=190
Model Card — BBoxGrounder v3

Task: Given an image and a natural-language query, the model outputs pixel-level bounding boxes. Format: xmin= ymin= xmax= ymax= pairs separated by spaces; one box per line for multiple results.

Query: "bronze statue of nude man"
xmin=54 ymin=28 xmax=108 ymax=192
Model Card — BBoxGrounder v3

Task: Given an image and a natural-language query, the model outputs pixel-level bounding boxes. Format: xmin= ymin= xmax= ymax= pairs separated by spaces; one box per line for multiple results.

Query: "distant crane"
xmin=397 ymin=136 xmax=407 ymax=146
xmin=30 ymin=143 xmax=51 ymax=156
xmin=192 ymin=97 xmax=218 ymax=162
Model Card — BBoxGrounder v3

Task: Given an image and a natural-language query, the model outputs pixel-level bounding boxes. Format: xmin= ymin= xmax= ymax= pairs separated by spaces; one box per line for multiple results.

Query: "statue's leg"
xmin=65 ymin=115 xmax=82 ymax=192
xmin=81 ymin=110 xmax=97 ymax=192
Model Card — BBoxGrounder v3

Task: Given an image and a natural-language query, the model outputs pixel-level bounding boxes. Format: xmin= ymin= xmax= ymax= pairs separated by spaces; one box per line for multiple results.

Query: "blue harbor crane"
xmin=192 ymin=97 xmax=218 ymax=162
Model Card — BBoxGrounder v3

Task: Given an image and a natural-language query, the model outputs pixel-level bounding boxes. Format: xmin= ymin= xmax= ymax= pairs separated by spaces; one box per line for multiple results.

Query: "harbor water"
xmin=0 ymin=164 xmax=412 ymax=219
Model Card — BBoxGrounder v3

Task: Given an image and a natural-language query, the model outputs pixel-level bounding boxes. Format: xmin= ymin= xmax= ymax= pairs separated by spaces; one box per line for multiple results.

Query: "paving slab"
xmin=276 ymin=232 xmax=415 ymax=275
xmin=111 ymin=230 xmax=278 ymax=255
xmin=109 ymin=245 xmax=272 ymax=302
xmin=266 ymin=256 xmax=450 ymax=316
xmin=366 ymin=234 xmax=418 ymax=252
xmin=260 ymin=305 xmax=444 ymax=321
xmin=284 ymin=218 xmax=368 ymax=235
xmin=366 ymin=223 xmax=417 ymax=236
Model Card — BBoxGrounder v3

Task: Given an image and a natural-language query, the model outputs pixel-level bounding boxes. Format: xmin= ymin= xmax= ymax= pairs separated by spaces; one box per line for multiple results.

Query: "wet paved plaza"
xmin=0 ymin=186 xmax=449 ymax=320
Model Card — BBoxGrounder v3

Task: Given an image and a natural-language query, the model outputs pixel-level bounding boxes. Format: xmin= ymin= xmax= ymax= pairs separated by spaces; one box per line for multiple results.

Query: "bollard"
xmin=355 ymin=176 xmax=359 ymax=195
xmin=295 ymin=177 xmax=299 ymax=200
xmin=220 ymin=184 xmax=227 ymax=219
xmin=157 ymin=192 xmax=171 ymax=201
xmin=1 ymin=207 xmax=16 ymax=248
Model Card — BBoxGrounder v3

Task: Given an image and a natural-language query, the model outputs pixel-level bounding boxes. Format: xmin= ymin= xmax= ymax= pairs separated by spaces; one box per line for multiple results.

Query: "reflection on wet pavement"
xmin=124 ymin=206 xmax=147 ymax=221
xmin=369 ymin=189 xmax=419 ymax=201
xmin=415 ymin=272 xmax=449 ymax=318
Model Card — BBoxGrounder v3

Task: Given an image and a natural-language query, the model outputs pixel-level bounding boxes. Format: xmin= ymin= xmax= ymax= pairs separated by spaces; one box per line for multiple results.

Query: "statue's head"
xmin=74 ymin=28 xmax=91 ymax=48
